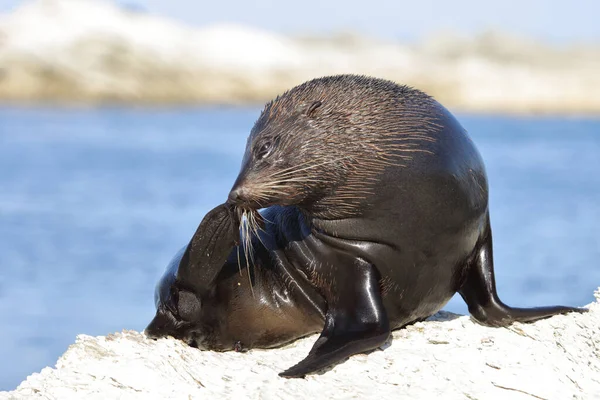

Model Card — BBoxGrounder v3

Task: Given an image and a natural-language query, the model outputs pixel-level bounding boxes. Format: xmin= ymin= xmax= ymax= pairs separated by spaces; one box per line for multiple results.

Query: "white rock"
xmin=2 ymin=288 xmax=599 ymax=399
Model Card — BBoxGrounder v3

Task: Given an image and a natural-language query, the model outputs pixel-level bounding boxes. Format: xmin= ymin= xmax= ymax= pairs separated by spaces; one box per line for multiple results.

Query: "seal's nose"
xmin=144 ymin=311 xmax=173 ymax=339
xmin=228 ymin=187 xmax=244 ymax=204
xmin=228 ymin=171 xmax=249 ymax=205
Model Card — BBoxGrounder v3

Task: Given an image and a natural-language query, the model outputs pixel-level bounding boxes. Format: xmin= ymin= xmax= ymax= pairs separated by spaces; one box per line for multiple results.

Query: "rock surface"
xmin=1 ymin=0 xmax=600 ymax=113
xmin=2 ymin=289 xmax=599 ymax=399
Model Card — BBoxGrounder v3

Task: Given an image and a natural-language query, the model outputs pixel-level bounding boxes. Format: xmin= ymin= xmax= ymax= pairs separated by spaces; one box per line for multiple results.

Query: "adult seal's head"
xmin=227 ymin=75 xmax=438 ymax=219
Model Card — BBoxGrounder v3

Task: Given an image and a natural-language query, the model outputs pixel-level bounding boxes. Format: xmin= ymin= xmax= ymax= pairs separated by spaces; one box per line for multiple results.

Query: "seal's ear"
xmin=296 ymin=100 xmax=322 ymax=117
xmin=176 ymin=290 xmax=202 ymax=321
xmin=306 ymin=101 xmax=322 ymax=117
xmin=176 ymin=203 xmax=240 ymax=294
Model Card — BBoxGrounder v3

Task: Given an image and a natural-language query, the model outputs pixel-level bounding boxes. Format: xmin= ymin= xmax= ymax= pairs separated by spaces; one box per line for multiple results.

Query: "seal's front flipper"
xmin=460 ymin=216 xmax=586 ymax=327
xmin=279 ymin=258 xmax=390 ymax=378
xmin=176 ymin=203 xmax=240 ymax=294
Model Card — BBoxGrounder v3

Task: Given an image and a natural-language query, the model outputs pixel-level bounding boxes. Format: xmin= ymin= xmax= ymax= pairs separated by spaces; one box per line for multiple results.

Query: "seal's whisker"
xmin=247 ymin=177 xmax=332 ymax=200
xmin=266 ymin=156 xmax=353 ymax=179
xmin=259 ymin=213 xmax=273 ymax=225
xmin=252 ymin=188 xmax=290 ymax=197
xmin=261 ymin=156 xmax=353 ymax=180
xmin=249 ymin=212 xmax=268 ymax=252
xmin=240 ymin=210 xmax=255 ymax=297
xmin=236 ymin=242 xmax=243 ymax=288
xmin=258 ymin=177 xmax=330 ymax=185
xmin=233 ymin=206 xmax=244 ymax=286
xmin=259 ymin=163 xmax=307 ymax=179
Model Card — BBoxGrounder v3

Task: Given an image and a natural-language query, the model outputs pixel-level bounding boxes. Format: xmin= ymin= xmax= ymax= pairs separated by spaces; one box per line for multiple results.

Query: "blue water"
xmin=0 ymin=107 xmax=599 ymax=390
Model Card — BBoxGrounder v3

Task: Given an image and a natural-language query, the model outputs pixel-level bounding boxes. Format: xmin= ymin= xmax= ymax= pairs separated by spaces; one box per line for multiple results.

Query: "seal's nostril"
xmin=228 ymin=187 xmax=243 ymax=204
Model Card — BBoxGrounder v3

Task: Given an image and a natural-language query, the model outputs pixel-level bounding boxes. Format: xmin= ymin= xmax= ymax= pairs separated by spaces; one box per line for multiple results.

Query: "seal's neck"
xmin=301 ymin=195 xmax=370 ymax=222
xmin=304 ymin=202 xmax=394 ymax=246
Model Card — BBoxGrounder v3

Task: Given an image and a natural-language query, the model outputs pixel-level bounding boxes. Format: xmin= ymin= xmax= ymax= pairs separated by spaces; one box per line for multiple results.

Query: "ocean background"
xmin=0 ymin=106 xmax=599 ymax=390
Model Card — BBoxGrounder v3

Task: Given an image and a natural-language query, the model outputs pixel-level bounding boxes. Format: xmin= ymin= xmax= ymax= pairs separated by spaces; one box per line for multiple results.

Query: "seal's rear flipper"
xmin=279 ymin=258 xmax=390 ymax=378
xmin=459 ymin=216 xmax=587 ymax=327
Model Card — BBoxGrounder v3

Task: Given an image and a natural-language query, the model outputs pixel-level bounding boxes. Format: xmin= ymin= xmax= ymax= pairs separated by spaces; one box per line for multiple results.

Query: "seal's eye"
xmin=256 ymin=141 xmax=273 ymax=160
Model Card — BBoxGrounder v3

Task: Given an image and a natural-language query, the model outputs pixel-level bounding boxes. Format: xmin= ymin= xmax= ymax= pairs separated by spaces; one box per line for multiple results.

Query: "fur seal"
xmin=145 ymin=75 xmax=584 ymax=378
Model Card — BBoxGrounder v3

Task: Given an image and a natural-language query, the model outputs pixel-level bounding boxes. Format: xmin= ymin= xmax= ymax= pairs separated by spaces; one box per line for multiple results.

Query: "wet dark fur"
xmin=146 ymin=75 xmax=584 ymax=378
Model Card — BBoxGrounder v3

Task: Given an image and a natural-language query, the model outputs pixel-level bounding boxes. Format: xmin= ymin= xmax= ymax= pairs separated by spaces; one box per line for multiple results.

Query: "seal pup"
xmin=145 ymin=203 xmax=240 ymax=345
xmin=146 ymin=203 xmax=326 ymax=351
xmin=146 ymin=75 xmax=584 ymax=378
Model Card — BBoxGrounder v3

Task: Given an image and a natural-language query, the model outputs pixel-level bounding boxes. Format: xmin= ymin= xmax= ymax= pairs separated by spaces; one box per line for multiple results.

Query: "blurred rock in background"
xmin=1 ymin=0 xmax=599 ymax=114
